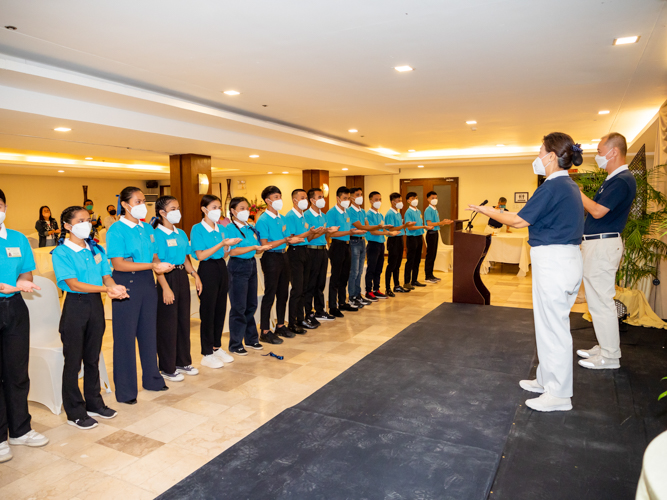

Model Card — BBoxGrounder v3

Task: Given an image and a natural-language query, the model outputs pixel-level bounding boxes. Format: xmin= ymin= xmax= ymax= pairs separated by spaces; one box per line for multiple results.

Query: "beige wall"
xmin=1 ymin=174 xmax=146 ymax=235
xmin=224 ymin=174 xmax=304 ymax=215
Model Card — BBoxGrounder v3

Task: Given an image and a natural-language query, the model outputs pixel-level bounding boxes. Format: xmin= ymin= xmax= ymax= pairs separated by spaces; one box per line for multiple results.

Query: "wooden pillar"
xmin=302 ymin=169 xmax=330 ymax=211
xmin=346 ymin=175 xmax=365 ymax=208
xmin=170 ymin=154 xmax=211 ymax=235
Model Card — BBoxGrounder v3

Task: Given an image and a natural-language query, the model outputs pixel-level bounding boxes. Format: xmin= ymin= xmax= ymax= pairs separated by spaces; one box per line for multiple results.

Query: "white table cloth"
xmin=433 ymin=244 xmax=453 ymax=273
xmin=636 ymin=430 xmax=667 ymax=500
xmin=481 ymin=232 xmax=531 ymax=277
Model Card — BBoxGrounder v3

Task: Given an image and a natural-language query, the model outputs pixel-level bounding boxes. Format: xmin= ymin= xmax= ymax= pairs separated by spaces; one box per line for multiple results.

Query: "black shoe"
xmin=276 ymin=325 xmax=296 ymax=338
xmin=246 ymin=342 xmax=264 ymax=350
xmin=364 ymin=292 xmax=379 ymax=302
xmin=288 ymin=323 xmax=307 ymax=334
xmin=411 ymin=281 xmax=426 ymax=287
xmin=394 ymin=286 xmax=410 ymax=293
xmin=120 ymin=398 xmax=137 ymax=405
xmin=302 ymin=318 xmax=319 ymax=330
xmin=260 ymin=332 xmax=284 ymax=344
xmin=339 ymin=303 xmax=359 ymax=312
xmin=356 ymin=296 xmax=372 ymax=306
xmin=68 ymin=416 xmax=98 ymax=430
xmin=351 ymin=298 xmax=365 ymax=309
xmin=385 ymin=290 xmax=395 ymax=298
xmin=307 ymin=314 xmax=321 ymax=327
xmin=314 ymin=312 xmax=334 ymax=321
xmin=404 ymin=283 xmax=415 ymax=290
xmin=330 ymin=309 xmax=344 ymax=318
xmin=87 ymin=406 xmax=117 ymax=419
xmin=158 ymin=386 xmax=169 ymax=391
xmin=231 ymin=347 xmax=249 ymax=356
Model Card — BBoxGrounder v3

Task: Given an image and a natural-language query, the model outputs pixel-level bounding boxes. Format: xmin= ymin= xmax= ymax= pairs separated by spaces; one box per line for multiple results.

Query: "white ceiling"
xmin=0 ymin=0 xmax=665 ymax=176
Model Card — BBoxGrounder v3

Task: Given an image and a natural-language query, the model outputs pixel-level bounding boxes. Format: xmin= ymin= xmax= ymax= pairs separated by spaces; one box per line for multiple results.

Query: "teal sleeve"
xmin=190 ymin=226 xmax=206 ymax=252
xmin=52 ymin=248 xmax=76 ymax=282
xmin=106 ymin=227 xmax=125 ymax=259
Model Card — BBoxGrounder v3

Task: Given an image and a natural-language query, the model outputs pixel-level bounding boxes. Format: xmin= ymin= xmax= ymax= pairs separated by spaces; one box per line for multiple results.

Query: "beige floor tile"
xmin=96 ymin=430 xmax=164 ymax=458
xmin=77 ymin=475 xmax=154 ymax=500
xmin=70 ymin=443 xmax=138 ymax=475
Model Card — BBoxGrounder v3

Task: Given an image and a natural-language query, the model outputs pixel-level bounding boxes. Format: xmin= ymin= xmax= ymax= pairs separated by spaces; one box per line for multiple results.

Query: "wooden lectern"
xmin=453 ymin=230 xmax=491 ymax=305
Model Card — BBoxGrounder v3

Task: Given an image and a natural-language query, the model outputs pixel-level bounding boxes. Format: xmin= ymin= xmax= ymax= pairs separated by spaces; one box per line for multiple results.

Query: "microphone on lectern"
xmin=466 ymin=200 xmax=488 ymax=231
xmin=479 ymin=199 xmax=489 ymax=206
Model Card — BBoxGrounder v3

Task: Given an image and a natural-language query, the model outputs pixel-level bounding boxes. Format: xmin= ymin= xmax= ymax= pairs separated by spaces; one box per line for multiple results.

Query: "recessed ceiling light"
xmin=417 ymin=165 xmax=424 ymax=168
xmin=223 ymin=90 xmax=240 ymax=95
xmin=466 ymin=120 xmax=477 ymax=125
xmin=613 ymin=36 xmax=640 ymax=45
xmin=54 ymin=127 xmax=71 ymax=132
xmin=408 ymin=149 xmax=415 ymax=152
xmin=249 ymin=154 xmax=259 ymax=158
xmin=394 ymin=65 xmax=413 ymax=72
xmin=496 ymin=144 xmax=505 ymax=147
xmin=592 ymin=139 xmax=601 ymax=142
xmin=282 ymin=171 xmax=289 ymax=174
xmin=599 ymin=110 xmax=610 ymax=115
xmin=58 ymin=170 xmax=64 ymax=173
xmin=348 ymin=129 xmax=358 ymax=133
xmin=342 ymin=168 xmax=349 ymax=171
xmin=267 ymin=172 xmax=273 ymax=174
xmin=85 ymin=157 xmax=93 ymax=160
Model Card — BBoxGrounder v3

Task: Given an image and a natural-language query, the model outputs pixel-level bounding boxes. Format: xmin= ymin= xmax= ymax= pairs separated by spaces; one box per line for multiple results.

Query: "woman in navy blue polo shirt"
xmin=52 ymin=206 xmax=128 ymax=429
xmin=152 ymin=196 xmax=202 ymax=382
xmin=468 ymin=132 xmax=584 ymax=413
xmin=190 ymin=195 xmax=241 ymax=368
xmin=0 ymin=188 xmax=49 ymax=463
xmin=106 ymin=186 xmax=174 ymax=405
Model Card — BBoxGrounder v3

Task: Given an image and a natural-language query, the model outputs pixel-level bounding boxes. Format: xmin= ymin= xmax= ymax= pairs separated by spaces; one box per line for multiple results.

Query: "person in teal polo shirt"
xmin=384 ymin=193 xmax=416 ymax=295
xmin=152 ymin=196 xmax=202 ymax=382
xmin=403 ymin=192 xmax=434 ymax=289
xmin=53 ymin=206 xmax=128 ymax=430
xmin=0 ymin=188 xmax=49 ymax=463
xmin=364 ymin=191 xmax=393 ymax=300
xmin=424 ymin=191 xmax=453 ymax=284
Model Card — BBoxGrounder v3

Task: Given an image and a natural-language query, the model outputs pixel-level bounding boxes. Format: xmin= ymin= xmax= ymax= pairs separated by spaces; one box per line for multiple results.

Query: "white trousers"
xmin=531 ymin=245 xmax=583 ymax=398
xmin=581 ymin=237 xmax=624 ymax=359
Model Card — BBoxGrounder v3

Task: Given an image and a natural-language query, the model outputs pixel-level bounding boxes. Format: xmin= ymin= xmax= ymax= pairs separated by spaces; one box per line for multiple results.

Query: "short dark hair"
xmin=336 ymin=186 xmax=350 ymax=197
xmin=0 ymin=189 xmax=5 ymax=204
xmin=426 ymin=191 xmax=437 ymax=198
xmin=542 ymin=132 xmax=583 ymax=170
xmin=602 ymin=132 xmax=627 ymax=157
xmin=349 ymin=187 xmax=362 ymax=195
xmin=368 ymin=191 xmax=380 ymax=199
xmin=291 ymin=188 xmax=306 ymax=198
xmin=307 ymin=188 xmax=322 ymax=200
xmin=389 ymin=192 xmax=401 ymax=202
xmin=499 ymin=197 xmax=507 ymax=203
xmin=84 ymin=199 xmax=93 ymax=205
xmin=262 ymin=185 xmax=281 ymax=201
xmin=406 ymin=191 xmax=417 ymax=200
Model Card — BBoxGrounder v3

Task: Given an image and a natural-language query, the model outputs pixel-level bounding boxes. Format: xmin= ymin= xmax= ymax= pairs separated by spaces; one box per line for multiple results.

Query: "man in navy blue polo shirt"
xmin=577 ymin=133 xmax=636 ymax=370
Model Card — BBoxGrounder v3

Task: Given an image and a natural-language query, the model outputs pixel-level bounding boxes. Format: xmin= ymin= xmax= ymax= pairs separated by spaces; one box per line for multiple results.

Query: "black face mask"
xmin=109 ymin=209 xmax=117 ymax=216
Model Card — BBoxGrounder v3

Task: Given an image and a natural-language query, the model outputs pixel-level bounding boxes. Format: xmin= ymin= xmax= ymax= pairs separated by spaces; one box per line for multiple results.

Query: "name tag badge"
xmin=346 ymin=217 xmax=350 ymax=223
xmin=167 ymin=239 xmax=178 ymax=247
xmin=94 ymin=253 xmax=103 ymax=264
xmin=150 ymin=234 xmax=155 ymax=243
xmin=305 ymin=222 xmax=309 ymax=229
xmin=6 ymin=247 xmax=22 ymax=258
xmin=282 ymin=225 xmax=287 ymax=232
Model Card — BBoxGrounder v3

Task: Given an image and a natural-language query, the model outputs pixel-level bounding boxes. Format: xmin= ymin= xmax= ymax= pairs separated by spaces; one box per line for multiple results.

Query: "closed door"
xmin=400 ymin=177 xmax=459 ymax=246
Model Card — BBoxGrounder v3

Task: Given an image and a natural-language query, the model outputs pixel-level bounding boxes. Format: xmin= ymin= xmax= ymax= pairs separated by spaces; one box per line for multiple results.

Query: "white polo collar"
xmin=409 ymin=206 xmax=418 ymax=211
xmin=545 ymin=170 xmax=570 ymax=181
xmin=266 ymin=210 xmax=280 ymax=219
xmin=0 ymin=224 xmax=6 ymax=240
xmin=233 ymin=220 xmax=248 ymax=229
xmin=120 ymin=216 xmax=143 ymax=228
xmin=200 ymin=220 xmax=219 ymax=233
xmin=158 ymin=224 xmax=178 ymax=235
xmin=309 ymin=207 xmax=322 ymax=217
xmin=335 ymin=205 xmax=345 ymax=214
xmin=369 ymin=208 xmax=378 ymax=215
xmin=291 ymin=207 xmax=303 ymax=218
xmin=605 ymin=164 xmax=629 ymax=182
xmin=64 ymin=238 xmax=89 ymax=253
xmin=350 ymin=204 xmax=362 ymax=212
xmin=390 ymin=207 xmax=399 ymax=214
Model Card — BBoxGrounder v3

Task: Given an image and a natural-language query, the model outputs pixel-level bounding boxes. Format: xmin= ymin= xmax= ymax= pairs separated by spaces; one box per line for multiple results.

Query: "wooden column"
xmin=346 ymin=175 xmax=365 ymax=208
xmin=302 ymin=169 xmax=330 ymax=211
xmin=170 ymin=154 xmax=211 ymax=235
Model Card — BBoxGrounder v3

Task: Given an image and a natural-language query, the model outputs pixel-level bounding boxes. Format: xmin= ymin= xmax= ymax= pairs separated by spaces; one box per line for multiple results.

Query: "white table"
xmin=636 ymin=430 xmax=667 ymax=500
xmin=433 ymin=244 xmax=454 ymax=273
xmin=32 ymin=247 xmax=55 ymax=275
xmin=481 ymin=232 xmax=531 ymax=277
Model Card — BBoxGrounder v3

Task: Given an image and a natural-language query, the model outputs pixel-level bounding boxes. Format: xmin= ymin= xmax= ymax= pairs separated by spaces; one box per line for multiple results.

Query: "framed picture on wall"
xmin=515 ymin=192 xmax=529 ymax=203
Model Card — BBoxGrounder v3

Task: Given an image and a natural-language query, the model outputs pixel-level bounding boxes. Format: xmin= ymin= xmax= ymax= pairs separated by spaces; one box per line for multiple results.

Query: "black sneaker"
xmin=246 ymin=342 xmax=264 ymax=350
xmin=315 ymin=312 xmax=335 ymax=321
xmin=276 ymin=325 xmax=296 ymax=338
xmin=356 ymin=296 xmax=372 ymax=306
xmin=364 ymin=292 xmax=379 ymax=302
xmin=288 ymin=323 xmax=306 ymax=334
xmin=232 ymin=347 xmax=249 ymax=355
xmin=373 ymin=291 xmax=388 ymax=299
xmin=68 ymin=416 xmax=98 ymax=430
xmin=87 ymin=406 xmax=117 ymax=419
xmin=404 ymin=283 xmax=415 ymax=290
xmin=424 ymin=278 xmax=438 ymax=284
xmin=307 ymin=314 xmax=321 ymax=327
xmin=302 ymin=318 xmax=319 ymax=330
xmin=330 ymin=309 xmax=344 ymax=318
xmin=394 ymin=286 xmax=410 ymax=293
xmin=120 ymin=398 xmax=137 ymax=405
xmin=339 ymin=303 xmax=359 ymax=312
xmin=260 ymin=332 xmax=284 ymax=344
xmin=351 ymin=298 xmax=365 ymax=309
xmin=411 ymin=281 xmax=426 ymax=287
xmin=385 ymin=290 xmax=395 ymax=298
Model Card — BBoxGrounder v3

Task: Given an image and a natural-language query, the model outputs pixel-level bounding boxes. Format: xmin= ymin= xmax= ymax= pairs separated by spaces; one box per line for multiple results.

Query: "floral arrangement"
xmin=248 ymin=196 xmax=267 ymax=221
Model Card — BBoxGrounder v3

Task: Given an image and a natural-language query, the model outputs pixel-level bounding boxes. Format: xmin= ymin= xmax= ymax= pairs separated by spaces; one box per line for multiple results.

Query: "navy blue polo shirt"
xmin=583 ymin=167 xmax=636 ymax=235
xmin=518 ymin=171 xmax=584 ymax=247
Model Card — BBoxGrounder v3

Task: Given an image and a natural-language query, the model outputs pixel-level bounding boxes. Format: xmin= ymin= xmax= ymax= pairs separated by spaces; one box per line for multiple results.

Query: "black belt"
xmin=268 ymin=248 xmax=287 ymax=253
xmin=350 ymin=236 xmax=363 ymax=240
xmin=582 ymin=233 xmax=620 ymax=241
xmin=307 ymin=245 xmax=326 ymax=250
xmin=0 ymin=293 xmax=21 ymax=302
xmin=331 ymin=239 xmax=349 ymax=245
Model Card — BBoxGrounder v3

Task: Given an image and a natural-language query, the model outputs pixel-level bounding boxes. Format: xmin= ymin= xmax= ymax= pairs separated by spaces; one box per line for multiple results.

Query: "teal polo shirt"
xmin=347 ymin=205 xmax=367 ymax=240
xmin=0 ymin=225 xmax=36 ymax=298
xmin=405 ymin=207 xmax=425 ymax=236
xmin=227 ymin=221 xmax=261 ymax=259
xmin=255 ymin=211 xmax=288 ymax=251
xmin=284 ymin=208 xmax=309 ymax=247
xmin=52 ymin=239 xmax=111 ymax=293
xmin=106 ymin=217 xmax=157 ymax=264
xmin=385 ymin=209 xmax=404 ymax=237
xmin=190 ymin=220 xmax=226 ymax=261
xmin=424 ymin=205 xmax=440 ymax=231
xmin=326 ymin=205 xmax=351 ymax=241
xmin=154 ymin=225 xmax=191 ymax=266
xmin=365 ymin=209 xmax=386 ymax=243
xmin=303 ymin=208 xmax=327 ymax=246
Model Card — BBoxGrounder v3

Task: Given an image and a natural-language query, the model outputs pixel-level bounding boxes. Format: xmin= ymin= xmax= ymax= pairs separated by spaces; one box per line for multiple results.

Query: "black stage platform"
xmin=159 ymin=303 xmax=667 ymax=500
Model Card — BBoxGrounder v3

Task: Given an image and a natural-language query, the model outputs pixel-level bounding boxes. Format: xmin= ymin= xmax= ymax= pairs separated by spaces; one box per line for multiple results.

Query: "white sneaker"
xmin=213 ymin=349 xmax=234 ymax=363
xmin=519 ymin=379 xmax=545 ymax=394
xmin=8 ymin=429 xmax=49 ymax=447
xmin=525 ymin=393 xmax=572 ymax=412
xmin=0 ymin=441 xmax=12 ymax=463
xmin=201 ymin=354 xmax=224 ymax=369
xmin=576 ymin=345 xmax=601 ymax=358
xmin=578 ymin=353 xmax=620 ymax=370
xmin=160 ymin=371 xmax=185 ymax=382
xmin=176 ymin=365 xmax=200 ymax=376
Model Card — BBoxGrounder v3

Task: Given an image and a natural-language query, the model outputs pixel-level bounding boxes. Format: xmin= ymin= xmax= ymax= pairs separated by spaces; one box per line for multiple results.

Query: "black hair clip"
xmin=262 ymin=352 xmax=284 ymax=360
xmin=572 ymin=143 xmax=583 ymax=153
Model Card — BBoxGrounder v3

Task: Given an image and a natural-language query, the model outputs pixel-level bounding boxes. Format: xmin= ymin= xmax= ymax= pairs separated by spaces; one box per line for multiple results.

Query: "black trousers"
xmin=0 ymin=294 xmax=31 ymax=442
xmin=304 ymin=247 xmax=328 ymax=315
xmin=404 ymin=235 xmax=423 ymax=284
xmin=112 ymin=270 xmax=164 ymax=403
xmin=228 ymin=257 xmax=259 ymax=350
xmin=197 ymin=259 xmax=228 ymax=355
xmin=328 ymin=239 xmax=351 ymax=310
xmin=59 ymin=293 xmax=105 ymax=420
xmin=288 ymin=246 xmax=311 ymax=324
xmin=260 ymin=251 xmax=290 ymax=331
xmin=365 ymin=241 xmax=385 ymax=293
xmin=157 ymin=267 xmax=192 ymax=374
xmin=385 ymin=237 xmax=404 ymax=290
xmin=425 ymin=231 xmax=439 ymax=280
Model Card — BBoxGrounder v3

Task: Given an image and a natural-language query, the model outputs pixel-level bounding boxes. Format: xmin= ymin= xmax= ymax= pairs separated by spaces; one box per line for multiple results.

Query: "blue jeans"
xmin=348 ymin=237 xmax=366 ymax=298
xmin=227 ymin=257 xmax=259 ymax=351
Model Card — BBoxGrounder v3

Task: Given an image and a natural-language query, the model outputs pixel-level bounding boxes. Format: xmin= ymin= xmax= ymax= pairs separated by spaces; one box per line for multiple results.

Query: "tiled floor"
xmin=0 ymin=262 xmax=587 ymax=499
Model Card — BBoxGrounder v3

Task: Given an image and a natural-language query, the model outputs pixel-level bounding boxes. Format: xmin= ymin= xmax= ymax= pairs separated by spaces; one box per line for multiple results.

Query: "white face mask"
xmin=595 ymin=151 xmax=611 ymax=170
xmin=372 ymin=201 xmax=382 ymax=210
xmin=315 ymin=198 xmax=326 ymax=209
xmin=532 ymin=153 xmax=552 ymax=176
xmin=129 ymin=203 xmax=148 ymax=220
xmin=410 ymin=199 xmax=419 ymax=207
xmin=430 ymin=199 xmax=438 ymax=206
xmin=0 ymin=210 xmax=5 ymax=225
xmin=166 ymin=210 xmax=181 ymax=224
xmin=206 ymin=209 xmax=222 ymax=223
xmin=354 ymin=197 xmax=363 ymax=206
xmin=71 ymin=221 xmax=92 ymax=240
xmin=340 ymin=200 xmax=350 ymax=209
xmin=395 ymin=202 xmax=404 ymax=210
xmin=270 ymin=199 xmax=283 ymax=211
xmin=235 ymin=210 xmax=250 ymax=222
xmin=297 ymin=199 xmax=309 ymax=211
